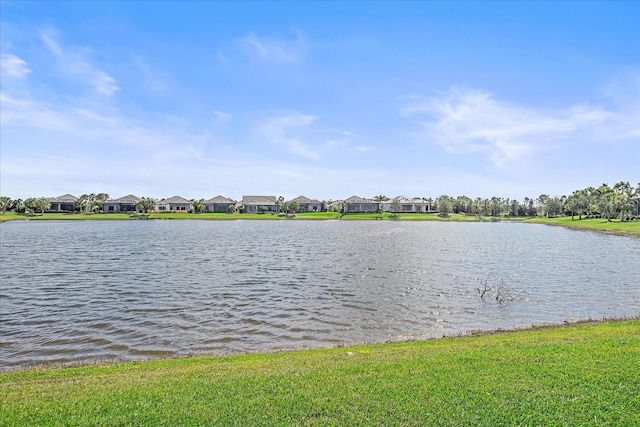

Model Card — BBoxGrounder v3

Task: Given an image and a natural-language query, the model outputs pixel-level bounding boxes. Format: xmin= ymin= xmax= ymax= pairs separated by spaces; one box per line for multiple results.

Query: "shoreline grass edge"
xmin=2 ymin=318 xmax=639 ymax=425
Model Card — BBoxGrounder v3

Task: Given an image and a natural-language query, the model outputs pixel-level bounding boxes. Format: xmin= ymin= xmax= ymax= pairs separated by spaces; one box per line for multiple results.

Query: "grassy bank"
xmin=1 ymin=320 xmax=638 ymax=426
xmin=524 ymin=215 xmax=640 ymax=236
xmin=2 ymin=211 xmax=638 ymax=237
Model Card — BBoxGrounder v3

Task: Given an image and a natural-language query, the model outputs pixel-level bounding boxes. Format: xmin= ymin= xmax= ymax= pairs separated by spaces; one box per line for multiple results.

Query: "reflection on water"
xmin=1 ymin=220 xmax=638 ymax=370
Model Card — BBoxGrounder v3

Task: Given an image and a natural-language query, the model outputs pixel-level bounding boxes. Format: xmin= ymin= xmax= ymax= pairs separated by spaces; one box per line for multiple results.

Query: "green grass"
xmin=525 ymin=216 xmax=640 ymax=236
xmin=1 ymin=319 xmax=638 ymax=426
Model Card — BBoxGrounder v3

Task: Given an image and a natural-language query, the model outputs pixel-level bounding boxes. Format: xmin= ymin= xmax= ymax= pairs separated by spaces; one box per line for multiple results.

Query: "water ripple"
xmin=1 ymin=220 xmax=639 ymax=370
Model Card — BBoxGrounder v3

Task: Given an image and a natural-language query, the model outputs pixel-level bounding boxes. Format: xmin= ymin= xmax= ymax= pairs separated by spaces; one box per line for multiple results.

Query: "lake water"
xmin=1 ymin=220 xmax=638 ymax=370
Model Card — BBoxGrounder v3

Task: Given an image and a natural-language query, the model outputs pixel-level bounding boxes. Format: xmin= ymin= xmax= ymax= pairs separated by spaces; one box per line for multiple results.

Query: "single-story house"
xmin=633 ymin=196 xmax=640 ymax=216
xmin=103 ymin=195 xmax=140 ymax=213
xmin=203 ymin=195 xmax=236 ymax=213
xmin=290 ymin=195 xmax=324 ymax=212
xmin=343 ymin=196 xmax=380 ymax=214
xmin=155 ymin=196 xmax=192 ymax=212
xmin=47 ymin=194 xmax=77 ymax=212
xmin=242 ymin=195 xmax=277 ymax=213
xmin=382 ymin=196 xmax=431 ymax=213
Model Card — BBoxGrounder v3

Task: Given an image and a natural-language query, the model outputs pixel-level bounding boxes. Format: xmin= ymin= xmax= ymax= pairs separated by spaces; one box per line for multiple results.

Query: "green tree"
xmin=190 ymin=199 xmax=205 ymax=214
xmin=134 ymin=197 xmax=157 ymax=213
xmin=567 ymin=190 xmax=586 ymax=220
xmin=536 ymin=194 xmax=550 ymax=217
xmin=276 ymin=196 xmax=285 ymax=214
xmin=596 ymin=184 xmax=616 ymax=222
xmin=613 ymin=181 xmax=634 ymax=221
xmin=372 ymin=195 xmax=389 ymax=214
xmin=76 ymin=193 xmax=109 ymax=214
xmin=546 ymin=197 xmax=563 ymax=218
xmin=436 ymin=195 xmax=452 ymax=217
xmin=281 ymin=200 xmax=299 ymax=214
xmin=36 ymin=197 xmax=51 ymax=214
xmin=0 ymin=196 xmax=12 ymax=214
xmin=24 ymin=198 xmax=38 ymax=215
xmin=389 ymin=197 xmax=402 ymax=218
xmin=11 ymin=199 xmax=26 ymax=214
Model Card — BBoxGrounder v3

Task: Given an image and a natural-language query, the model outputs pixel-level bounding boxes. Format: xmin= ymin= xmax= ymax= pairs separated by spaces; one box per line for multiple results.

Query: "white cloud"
xmin=256 ymin=111 xmax=320 ymax=159
xmin=213 ymin=110 xmax=232 ymax=126
xmin=40 ymin=32 xmax=119 ymax=95
xmin=402 ymin=87 xmax=636 ymax=168
xmin=1 ymin=53 xmax=31 ymax=78
xmin=237 ymin=31 xmax=306 ymax=63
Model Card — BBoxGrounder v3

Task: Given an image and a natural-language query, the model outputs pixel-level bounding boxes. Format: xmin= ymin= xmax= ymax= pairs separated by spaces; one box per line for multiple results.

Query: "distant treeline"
xmin=428 ymin=181 xmax=639 ymax=222
xmin=1 ymin=181 xmax=638 ymax=221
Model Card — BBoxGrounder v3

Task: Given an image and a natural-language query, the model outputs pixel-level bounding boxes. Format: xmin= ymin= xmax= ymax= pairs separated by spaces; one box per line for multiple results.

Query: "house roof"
xmin=203 ymin=195 xmax=235 ymax=204
xmin=105 ymin=194 xmax=141 ymax=203
xmin=291 ymin=195 xmax=321 ymax=204
xmin=48 ymin=194 xmax=77 ymax=203
xmin=242 ymin=195 xmax=277 ymax=205
xmin=157 ymin=196 xmax=191 ymax=204
xmin=344 ymin=195 xmax=377 ymax=204
xmin=384 ymin=196 xmax=429 ymax=204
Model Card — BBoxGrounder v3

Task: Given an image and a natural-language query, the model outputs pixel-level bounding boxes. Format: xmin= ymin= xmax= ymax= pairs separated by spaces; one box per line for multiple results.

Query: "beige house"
xmin=343 ymin=196 xmax=379 ymax=213
xmin=290 ymin=195 xmax=324 ymax=212
xmin=203 ymin=195 xmax=236 ymax=213
xmin=382 ymin=196 xmax=431 ymax=213
xmin=47 ymin=194 xmax=77 ymax=212
xmin=155 ymin=196 xmax=192 ymax=212
xmin=242 ymin=195 xmax=277 ymax=213
xmin=103 ymin=195 xmax=140 ymax=213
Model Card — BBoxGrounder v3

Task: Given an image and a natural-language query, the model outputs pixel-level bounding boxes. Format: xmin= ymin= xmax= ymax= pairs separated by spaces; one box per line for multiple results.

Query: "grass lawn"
xmin=525 ymin=216 xmax=640 ymax=236
xmin=1 ymin=319 xmax=638 ymax=426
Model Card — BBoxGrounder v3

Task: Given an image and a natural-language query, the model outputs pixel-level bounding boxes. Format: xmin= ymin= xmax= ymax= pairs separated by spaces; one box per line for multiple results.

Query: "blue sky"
xmin=1 ymin=1 xmax=638 ymax=201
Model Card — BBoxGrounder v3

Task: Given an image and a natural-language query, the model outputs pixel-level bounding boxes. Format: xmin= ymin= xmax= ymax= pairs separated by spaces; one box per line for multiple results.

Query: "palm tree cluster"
xmin=432 ymin=181 xmax=639 ymax=221
xmin=75 ymin=193 xmax=110 ymax=214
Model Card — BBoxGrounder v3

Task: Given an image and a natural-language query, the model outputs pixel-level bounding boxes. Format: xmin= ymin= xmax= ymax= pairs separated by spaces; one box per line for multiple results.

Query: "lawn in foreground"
xmin=1 ymin=320 xmax=638 ymax=426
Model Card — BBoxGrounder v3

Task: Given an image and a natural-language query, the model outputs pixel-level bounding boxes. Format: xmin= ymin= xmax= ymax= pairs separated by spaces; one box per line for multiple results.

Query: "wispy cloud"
xmin=401 ymin=88 xmax=635 ymax=168
xmin=256 ymin=111 xmax=319 ymax=159
xmin=40 ymin=32 xmax=119 ymax=95
xmin=1 ymin=53 xmax=31 ymax=78
xmin=213 ymin=110 xmax=232 ymax=126
xmin=237 ymin=30 xmax=306 ymax=63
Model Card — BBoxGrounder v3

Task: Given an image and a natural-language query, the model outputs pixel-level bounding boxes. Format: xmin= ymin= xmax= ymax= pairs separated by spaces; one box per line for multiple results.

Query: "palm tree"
xmin=276 ymin=196 xmax=285 ymax=214
xmin=0 ymin=196 xmax=12 ymax=214
xmin=134 ymin=197 xmax=157 ymax=213
xmin=190 ymin=199 xmax=205 ymax=214
xmin=11 ymin=199 xmax=25 ymax=214
xmin=36 ymin=197 xmax=51 ymax=215
xmin=584 ymin=186 xmax=597 ymax=218
xmin=372 ymin=195 xmax=389 ymax=215
xmin=613 ymin=182 xmax=633 ymax=221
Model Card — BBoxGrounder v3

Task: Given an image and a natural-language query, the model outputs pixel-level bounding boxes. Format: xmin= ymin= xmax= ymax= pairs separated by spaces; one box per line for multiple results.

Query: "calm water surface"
xmin=1 ymin=220 xmax=638 ymax=370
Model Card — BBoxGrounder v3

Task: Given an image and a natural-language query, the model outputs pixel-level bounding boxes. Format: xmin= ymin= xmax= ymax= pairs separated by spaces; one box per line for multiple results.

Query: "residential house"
xmin=343 ymin=196 xmax=380 ymax=214
xmin=103 ymin=195 xmax=141 ymax=213
xmin=47 ymin=194 xmax=77 ymax=212
xmin=203 ymin=195 xmax=236 ymax=213
xmin=155 ymin=196 xmax=192 ymax=212
xmin=242 ymin=195 xmax=277 ymax=213
xmin=290 ymin=195 xmax=324 ymax=212
xmin=382 ymin=196 xmax=431 ymax=213
xmin=633 ymin=196 xmax=640 ymax=216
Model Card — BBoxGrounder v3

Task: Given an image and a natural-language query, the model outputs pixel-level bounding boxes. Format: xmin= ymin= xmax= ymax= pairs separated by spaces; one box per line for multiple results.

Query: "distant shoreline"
xmin=1 ymin=211 xmax=638 ymax=236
